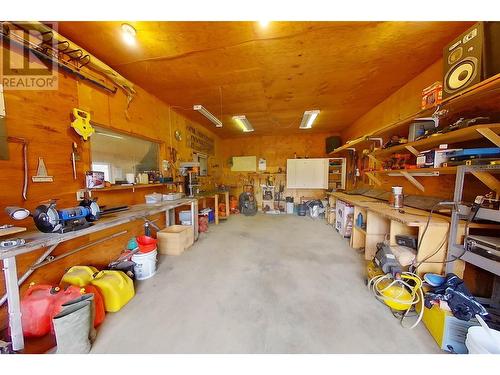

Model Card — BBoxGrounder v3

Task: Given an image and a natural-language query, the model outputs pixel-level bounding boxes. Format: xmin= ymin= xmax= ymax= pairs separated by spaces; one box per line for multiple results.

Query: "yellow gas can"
xmin=61 ymin=266 xmax=99 ymax=287
xmin=90 ymin=270 xmax=134 ymax=312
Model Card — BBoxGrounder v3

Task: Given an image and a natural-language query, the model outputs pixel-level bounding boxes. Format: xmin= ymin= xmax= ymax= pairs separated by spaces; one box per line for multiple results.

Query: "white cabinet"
xmin=286 ymin=158 xmax=329 ymax=189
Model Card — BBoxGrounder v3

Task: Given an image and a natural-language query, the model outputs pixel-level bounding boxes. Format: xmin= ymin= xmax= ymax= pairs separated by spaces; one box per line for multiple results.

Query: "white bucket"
xmin=286 ymin=202 xmax=294 ymax=214
xmin=132 ymin=249 xmax=158 ymax=281
xmin=466 ymin=326 xmax=500 ymax=354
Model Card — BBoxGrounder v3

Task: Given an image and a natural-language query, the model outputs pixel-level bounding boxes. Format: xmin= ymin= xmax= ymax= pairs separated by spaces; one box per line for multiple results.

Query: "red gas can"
xmin=20 ymin=284 xmax=59 ymax=337
xmin=82 ymin=284 xmax=106 ymax=327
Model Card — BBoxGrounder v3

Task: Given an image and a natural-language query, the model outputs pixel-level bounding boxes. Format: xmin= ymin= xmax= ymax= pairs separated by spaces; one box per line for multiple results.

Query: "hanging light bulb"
xmin=121 ymin=23 xmax=137 ymax=46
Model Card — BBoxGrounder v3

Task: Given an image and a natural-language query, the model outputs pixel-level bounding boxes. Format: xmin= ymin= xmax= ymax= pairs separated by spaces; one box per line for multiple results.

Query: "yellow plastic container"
xmin=90 ymin=270 xmax=135 ymax=312
xmin=61 ymin=266 xmax=99 ymax=287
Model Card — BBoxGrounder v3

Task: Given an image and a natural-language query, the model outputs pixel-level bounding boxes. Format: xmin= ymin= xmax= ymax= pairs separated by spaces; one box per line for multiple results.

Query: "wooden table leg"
xmin=215 ymin=194 xmax=219 ymax=225
xmin=225 ymin=192 xmax=230 ymax=217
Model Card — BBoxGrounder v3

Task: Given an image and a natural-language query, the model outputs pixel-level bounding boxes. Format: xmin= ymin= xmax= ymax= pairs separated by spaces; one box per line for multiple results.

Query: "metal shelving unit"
xmin=445 ymin=164 xmax=500 ymax=276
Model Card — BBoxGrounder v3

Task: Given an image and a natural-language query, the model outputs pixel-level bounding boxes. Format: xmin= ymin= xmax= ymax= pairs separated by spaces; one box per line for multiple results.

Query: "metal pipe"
xmin=31 ymin=230 xmax=127 ymax=270
xmin=9 ymin=22 xmax=136 ymax=98
xmin=0 ymin=243 xmax=58 ymax=306
xmin=0 ymin=230 xmax=127 ymax=306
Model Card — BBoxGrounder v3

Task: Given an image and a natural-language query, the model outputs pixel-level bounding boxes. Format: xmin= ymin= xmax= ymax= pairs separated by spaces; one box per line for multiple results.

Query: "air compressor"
xmin=367 ymin=242 xmax=424 ymax=329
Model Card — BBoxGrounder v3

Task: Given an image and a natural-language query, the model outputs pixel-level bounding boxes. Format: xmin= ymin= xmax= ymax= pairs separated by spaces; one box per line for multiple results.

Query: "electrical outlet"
xmin=76 ymin=189 xmax=87 ymax=201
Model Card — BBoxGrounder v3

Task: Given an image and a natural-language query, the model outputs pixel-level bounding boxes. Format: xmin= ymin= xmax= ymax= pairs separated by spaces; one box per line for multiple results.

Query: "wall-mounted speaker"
xmin=443 ymin=22 xmax=500 ymax=99
xmin=325 ymin=136 xmax=341 ymax=154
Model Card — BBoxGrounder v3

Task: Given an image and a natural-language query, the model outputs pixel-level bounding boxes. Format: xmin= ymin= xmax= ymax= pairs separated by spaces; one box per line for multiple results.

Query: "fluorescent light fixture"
xmin=121 ymin=23 xmax=137 ymax=46
xmin=193 ymin=105 xmax=223 ymax=128
xmin=299 ymin=110 xmax=320 ymax=129
xmin=233 ymin=115 xmax=254 ymax=132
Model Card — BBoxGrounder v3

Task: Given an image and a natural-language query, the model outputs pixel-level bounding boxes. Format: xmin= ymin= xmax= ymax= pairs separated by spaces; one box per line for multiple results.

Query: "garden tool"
xmin=61 ymin=293 xmax=97 ymax=343
xmin=52 ymin=299 xmax=91 ymax=354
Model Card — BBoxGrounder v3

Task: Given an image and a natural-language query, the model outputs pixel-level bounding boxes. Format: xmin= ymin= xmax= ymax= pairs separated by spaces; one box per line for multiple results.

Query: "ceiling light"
xmin=299 ymin=110 xmax=320 ymax=129
xmin=121 ymin=23 xmax=136 ymax=46
xmin=259 ymin=20 xmax=270 ymax=28
xmin=233 ymin=115 xmax=254 ymax=132
xmin=193 ymin=105 xmax=223 ymax=128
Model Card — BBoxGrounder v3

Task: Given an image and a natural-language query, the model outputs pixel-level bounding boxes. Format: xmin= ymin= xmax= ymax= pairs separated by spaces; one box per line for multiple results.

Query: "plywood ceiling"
xmin=58 ymin=21 xmax=472 ymax=138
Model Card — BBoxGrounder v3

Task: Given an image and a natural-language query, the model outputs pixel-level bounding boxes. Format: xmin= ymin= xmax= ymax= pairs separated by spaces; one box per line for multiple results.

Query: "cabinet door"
xmin=287 ymin=159 xmax=328 ymax=189
xmin=286 ymin=159 xmax=298 ymax=188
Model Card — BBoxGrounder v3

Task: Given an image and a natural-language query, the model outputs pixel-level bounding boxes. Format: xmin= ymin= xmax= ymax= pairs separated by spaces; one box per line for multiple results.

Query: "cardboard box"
xmin=157 ymin=225 xmax=189 ymax=255
xmin=183 ymin=225 xmax=194 ymax=249
xmin=416 ymin=149 xmax=461 ymax=168
xmin=421 ymin=81 xmax=442 ymax=109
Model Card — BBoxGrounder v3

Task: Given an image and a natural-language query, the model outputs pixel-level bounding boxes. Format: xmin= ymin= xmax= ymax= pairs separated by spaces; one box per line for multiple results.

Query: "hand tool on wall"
xmin=7 ymin=136 xmax=28 ymax=200
xmin=71 ymin=108 xmax=94 ymax=140
xmin=71 ymin=142 xmax=80 ymax=180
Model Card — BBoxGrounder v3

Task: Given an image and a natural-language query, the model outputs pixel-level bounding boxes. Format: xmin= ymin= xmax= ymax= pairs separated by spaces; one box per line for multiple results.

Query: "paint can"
xmin=132 ymin=249 xmax=157 ymax=281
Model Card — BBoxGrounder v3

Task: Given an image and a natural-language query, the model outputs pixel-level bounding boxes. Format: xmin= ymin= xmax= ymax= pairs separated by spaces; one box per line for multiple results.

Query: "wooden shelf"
xmin=329 ymin=73 xmax=500 ymax=155
xmin=371 ymin=123 xmax=500 ymax=159
xmin=354 ymin=226 xmax=366 ymax=235
xmin=91 ymin=183 xmax=171 ymax=193
xmin=372 ymin=167 xmax=457 ymax=175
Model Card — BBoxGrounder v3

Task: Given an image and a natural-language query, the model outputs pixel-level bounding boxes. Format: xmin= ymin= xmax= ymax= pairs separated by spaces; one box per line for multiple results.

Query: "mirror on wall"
xmin=90 ymin=126 xmax=160 ymax=183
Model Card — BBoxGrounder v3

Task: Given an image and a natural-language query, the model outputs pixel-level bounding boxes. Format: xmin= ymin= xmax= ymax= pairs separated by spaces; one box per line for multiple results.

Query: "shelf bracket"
xmin=365 ymin=172 xmax=382 ymax=186
xmin=471 ymin=171 xmax=500 ymax=194
xmin=367 ymin=154 xmax=381 ymax=165
xmin=404 ymin=145 xmax=420 ymax=157
xmin=400 ymin=170 xmax=425 ymax=192
xmin=476 ymin=127 xmax=500 ymax=147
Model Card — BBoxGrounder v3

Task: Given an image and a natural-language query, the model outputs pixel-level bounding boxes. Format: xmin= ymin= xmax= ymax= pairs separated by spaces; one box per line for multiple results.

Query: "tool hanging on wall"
xmin=6 ymin=136 xmax=28 ymax=200
xmin=32 ymin=157 xmax=53 ymax=182
xmin=0 ymin=84 xmax=8 ymax=160
xmin=71 ymin=142 xmax=80 ymax=180
xmin=71 ymin=108 xmax=94 ymax=140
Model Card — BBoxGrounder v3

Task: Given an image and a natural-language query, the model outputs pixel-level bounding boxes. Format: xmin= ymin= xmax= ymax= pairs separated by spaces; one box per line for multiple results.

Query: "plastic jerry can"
xmin=90 ymin=270 xmax=135 ymax=312
xmin=20 ymin=284 xmax=59 ymax=337
xmin=60 ymin=265 xmax=99 ymax=287
xmin=82 ymin=284 xmax=106 ymax=327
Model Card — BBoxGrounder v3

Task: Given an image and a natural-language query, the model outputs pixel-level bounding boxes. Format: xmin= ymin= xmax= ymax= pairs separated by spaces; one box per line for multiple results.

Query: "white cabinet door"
xmin=286 ymin=159 xmax=328 ymax=189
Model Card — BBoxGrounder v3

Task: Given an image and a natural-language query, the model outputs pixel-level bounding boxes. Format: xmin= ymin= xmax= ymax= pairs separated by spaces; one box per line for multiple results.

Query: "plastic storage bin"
xmin=179 ymin=210 xmax=192 ymax=225
xmin=157 ymin=225 xmax=189 ymax=255
xmin=90 ymin=270 xmax=135 ymax=312
xmin=60 ymin=266 xmax=99 ymax=287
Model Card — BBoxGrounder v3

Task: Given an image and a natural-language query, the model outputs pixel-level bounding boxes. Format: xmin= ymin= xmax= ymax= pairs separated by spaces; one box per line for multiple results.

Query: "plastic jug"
xmin=60 ymin=265 xmax=99 ymax=287
xmin=82 ymin=284 xmax=106 ymax=327
xmin=90 ymin=270 xmax=135 ymax=312
xmin=20 ymin=284 xmax=59 ymax=337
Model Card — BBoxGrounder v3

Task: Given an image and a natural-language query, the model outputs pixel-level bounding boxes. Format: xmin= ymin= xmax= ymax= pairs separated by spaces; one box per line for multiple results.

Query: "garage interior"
xmin=0 ymin=20 xmax=499 ymax=355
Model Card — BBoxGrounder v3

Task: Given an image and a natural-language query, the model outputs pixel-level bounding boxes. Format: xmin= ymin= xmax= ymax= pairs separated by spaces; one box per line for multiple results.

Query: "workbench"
xmin=195 ymin=191 xmax=230 ymax=224
xmin=0 ymin=198 xmax=198 ymax=352
xmin=327 ymin=192 xmax=450 ymax=276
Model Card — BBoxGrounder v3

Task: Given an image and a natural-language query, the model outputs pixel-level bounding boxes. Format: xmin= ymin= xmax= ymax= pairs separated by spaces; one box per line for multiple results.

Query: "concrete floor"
xmin=91 ymin=214 xmax=441 ymax=353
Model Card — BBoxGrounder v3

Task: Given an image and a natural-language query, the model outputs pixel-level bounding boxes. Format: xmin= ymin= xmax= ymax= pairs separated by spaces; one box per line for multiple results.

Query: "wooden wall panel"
xmin=219 ymin=132 xmax=339 ymax=205
xmin=0 ymin=44 xmax=223 ymax=332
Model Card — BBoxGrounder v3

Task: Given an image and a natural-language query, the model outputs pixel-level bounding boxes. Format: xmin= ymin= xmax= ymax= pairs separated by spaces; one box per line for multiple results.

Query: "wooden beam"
xmin=400 ymin=170 xmax=425 ymax=192
xmin=476 ymin=127 xmax=500 ymax=147
xmin=365 ymin=172 xmax=382 ymax=186
xmin=404 ymin=145 xmax=420 ymax=156
xmin=471 ymin=171 xmax=500 ymax=193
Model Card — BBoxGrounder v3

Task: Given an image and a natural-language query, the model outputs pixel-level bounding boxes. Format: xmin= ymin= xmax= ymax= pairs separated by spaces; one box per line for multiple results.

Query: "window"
xmin=90 ymin=126 xmax=160 ymax=183
xmin=196 ymin=153 xmax=208 ymax=176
